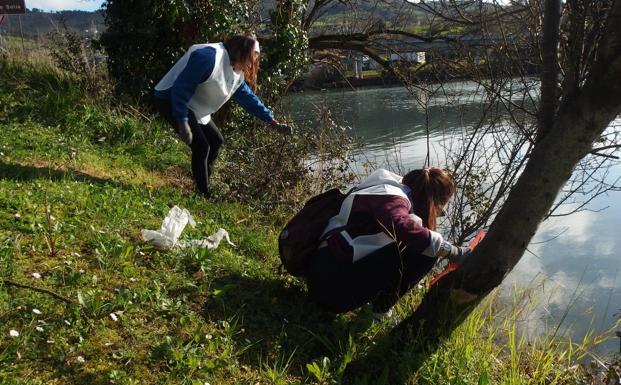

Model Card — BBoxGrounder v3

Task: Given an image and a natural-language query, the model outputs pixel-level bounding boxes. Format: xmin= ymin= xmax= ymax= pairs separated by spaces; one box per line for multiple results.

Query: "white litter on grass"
xmin=32 ymin=272 xmax=42 ymax=279
xmin=141 ymin=206 xmax=196 ymax=249
xmin=184 ymin=228 xmax=235 ymax=250
xmin=35 ymin=326 xmax=44 ymax=332
xmin=9 ymin=330 xmax=19 ymax=337
xmin=142 ymin=206 xmax=235 ymax=250
xmin=76 ymin=356 xmax=85 ymax=363
xmin=109 ymin=313 xmax=118 ymax=322
xmin=32 ymin=308 xmax=42 ymax=315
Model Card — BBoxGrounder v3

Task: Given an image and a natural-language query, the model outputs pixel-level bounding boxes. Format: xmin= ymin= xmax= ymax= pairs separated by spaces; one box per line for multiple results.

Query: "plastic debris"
xmin=184 ymin=228 xmax=235 ymax=250
xmin=9 ymin=330 xmax=19 ymax=338
xmin=142 ymin=206 xmax=235 ymax=250
xmin=141 ymin=206 xmax=195 ymax=249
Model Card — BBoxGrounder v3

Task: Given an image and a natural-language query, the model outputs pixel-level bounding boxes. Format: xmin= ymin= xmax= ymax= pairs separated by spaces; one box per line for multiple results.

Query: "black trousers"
xmin=154 ymin=97 xmax=224 ymax=195
xmin=306 ymin=243 xmax=437 ymax=314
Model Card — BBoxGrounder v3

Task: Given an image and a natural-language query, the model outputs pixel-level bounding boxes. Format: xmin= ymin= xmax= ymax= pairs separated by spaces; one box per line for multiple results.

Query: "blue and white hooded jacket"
xmin=154 ymin=42 xmax=274 ymax=125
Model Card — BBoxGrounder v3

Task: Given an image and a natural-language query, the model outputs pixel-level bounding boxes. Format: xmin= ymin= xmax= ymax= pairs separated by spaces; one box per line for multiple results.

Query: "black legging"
xmin=306 ymin=243 xmax=437 ymax=314
xmin=154 ymin=97 xmax=224 ymax=195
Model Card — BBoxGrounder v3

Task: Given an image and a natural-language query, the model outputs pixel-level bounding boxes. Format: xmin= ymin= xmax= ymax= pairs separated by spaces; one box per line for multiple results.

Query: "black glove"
xmin=271 ymin=121 xmax=294 ymax=135
xmin=176 ymin=120 xmax=193 ymax=145
xmin=440 ymin=241 xmax=471 ymax=264
xmin=447 ymin=245 xmax=471 ymax=264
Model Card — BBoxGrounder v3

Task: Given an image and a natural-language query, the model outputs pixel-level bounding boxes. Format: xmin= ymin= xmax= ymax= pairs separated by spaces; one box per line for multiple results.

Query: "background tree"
xmin=99 ymin=0 xmax=257 ymax=101
xmin=99 ymin=0 xmax=309 ymax=102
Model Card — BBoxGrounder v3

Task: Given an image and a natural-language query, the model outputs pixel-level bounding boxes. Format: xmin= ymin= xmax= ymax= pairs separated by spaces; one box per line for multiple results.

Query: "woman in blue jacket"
xmin=153 ymin=34 xmax=291 ymax=196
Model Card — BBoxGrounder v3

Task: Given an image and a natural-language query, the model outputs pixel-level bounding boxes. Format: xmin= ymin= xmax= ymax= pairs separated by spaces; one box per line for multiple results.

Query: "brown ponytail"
xmin=402 ymin=167 xmax=455 ymax=231
xmin=223 ymin=33 xmax=260 ymax=90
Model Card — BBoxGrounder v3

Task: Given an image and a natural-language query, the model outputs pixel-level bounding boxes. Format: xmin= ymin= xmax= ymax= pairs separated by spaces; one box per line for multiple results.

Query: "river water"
xmin=286 ymin=83 xmax=621 ymax=354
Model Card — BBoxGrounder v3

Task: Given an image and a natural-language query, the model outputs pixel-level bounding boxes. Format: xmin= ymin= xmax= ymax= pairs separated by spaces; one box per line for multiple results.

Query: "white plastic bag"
xmin=141 ymin=206 xmax=195 ymax=249
xmin=142 ymin=206 xmax=235 ymax=250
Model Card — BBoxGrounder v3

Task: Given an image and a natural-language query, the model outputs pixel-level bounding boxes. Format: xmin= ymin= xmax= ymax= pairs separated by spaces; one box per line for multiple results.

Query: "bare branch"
xmin=2 ymin=279 xmax=74 ymax=304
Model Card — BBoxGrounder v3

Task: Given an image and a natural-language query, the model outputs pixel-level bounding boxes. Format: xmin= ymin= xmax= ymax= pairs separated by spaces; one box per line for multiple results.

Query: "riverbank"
xmin=0 ymin=56 xmax=618 ymax=384
xmin=293 ymin=62 xmax=539 ymax=91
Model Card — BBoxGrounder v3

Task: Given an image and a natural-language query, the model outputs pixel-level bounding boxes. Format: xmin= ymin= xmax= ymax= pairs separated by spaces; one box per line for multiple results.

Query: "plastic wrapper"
xmin=142 ymin=206 xmax=234 ymax=250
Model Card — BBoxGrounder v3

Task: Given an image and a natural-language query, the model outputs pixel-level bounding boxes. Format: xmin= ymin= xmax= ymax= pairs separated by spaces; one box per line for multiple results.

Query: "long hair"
xmin=223 ymin=34 xmax=259 ymax=89
xmin=402 ymin=167 xmax=455 ymax=231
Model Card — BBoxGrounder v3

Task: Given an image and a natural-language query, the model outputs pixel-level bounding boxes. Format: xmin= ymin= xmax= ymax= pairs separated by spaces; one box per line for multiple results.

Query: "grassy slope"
xmin=0 ymin=57 xmax=608 ymax=385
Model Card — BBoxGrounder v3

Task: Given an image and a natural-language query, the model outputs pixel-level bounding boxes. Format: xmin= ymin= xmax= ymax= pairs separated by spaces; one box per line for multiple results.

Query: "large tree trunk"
xmin=537 ymin=0 xmax=562 ymax=140
xmin=344 ymin=1 xmax=621 ymax=382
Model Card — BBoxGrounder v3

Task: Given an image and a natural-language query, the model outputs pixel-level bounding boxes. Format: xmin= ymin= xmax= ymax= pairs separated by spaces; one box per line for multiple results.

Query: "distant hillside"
xmin=0 ymin=1 xmax=439 ymax=40
xmin=0 ymin=9 xmax=104 ymax=38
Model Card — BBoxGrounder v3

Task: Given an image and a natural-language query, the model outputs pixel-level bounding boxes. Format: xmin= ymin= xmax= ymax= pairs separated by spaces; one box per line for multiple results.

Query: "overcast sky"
xmin=27 ymin=0 xmax=104 ymax=12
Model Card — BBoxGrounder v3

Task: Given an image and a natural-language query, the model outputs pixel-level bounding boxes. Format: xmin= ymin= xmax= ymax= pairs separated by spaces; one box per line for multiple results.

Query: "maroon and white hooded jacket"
xmin=321 ymin=169 xmax=445 ymax=263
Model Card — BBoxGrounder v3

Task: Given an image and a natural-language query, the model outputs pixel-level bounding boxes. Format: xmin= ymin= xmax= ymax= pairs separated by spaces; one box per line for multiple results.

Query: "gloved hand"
xmin=448 ymin=245 xmax=471 ymax=264
xmin=270 ymin=120 xmax=294 ymax=135
xmin=176 ymin=120 xmax=193 ymax=145
xmin=440 ymin=241 xmax=472 ymax=264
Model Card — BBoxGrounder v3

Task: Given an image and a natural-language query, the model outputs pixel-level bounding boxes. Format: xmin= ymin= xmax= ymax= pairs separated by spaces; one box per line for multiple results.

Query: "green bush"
xmin=99 ymin=0 xmax=309 ymax=102
xmin=216 ymin=105 xmax=357 ymax=213
xmin=45 ymin=19 xmax=109 ymax=96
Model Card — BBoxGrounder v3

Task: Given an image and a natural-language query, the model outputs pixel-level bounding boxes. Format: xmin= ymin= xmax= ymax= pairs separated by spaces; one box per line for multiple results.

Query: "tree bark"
xmin=537 ymin=0 xmax=562 ymax=141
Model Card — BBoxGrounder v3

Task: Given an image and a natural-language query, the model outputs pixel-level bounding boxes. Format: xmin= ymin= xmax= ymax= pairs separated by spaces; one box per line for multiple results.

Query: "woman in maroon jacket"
xmin=306 ymin=167 xmax=470 ymax=317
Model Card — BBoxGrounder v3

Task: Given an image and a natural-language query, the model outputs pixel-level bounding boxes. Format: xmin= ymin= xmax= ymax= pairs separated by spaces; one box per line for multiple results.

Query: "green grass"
xmin=0 ymin=55 xmax=618 ymax=385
